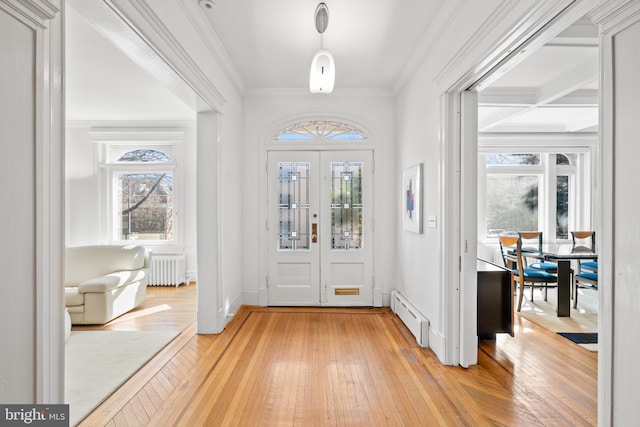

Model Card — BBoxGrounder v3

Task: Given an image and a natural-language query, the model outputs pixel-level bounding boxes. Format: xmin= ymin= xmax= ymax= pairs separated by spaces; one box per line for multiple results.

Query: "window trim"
xmin=93 ymin=129 xmax=184 ymax=248
xmin=478 ymin=137 xmax=594 ymax=244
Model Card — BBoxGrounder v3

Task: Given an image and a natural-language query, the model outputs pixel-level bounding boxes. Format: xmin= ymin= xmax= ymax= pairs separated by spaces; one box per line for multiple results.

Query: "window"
xmin=330 ymin=161 xmax=364 ymax=250
xmin=480 ymin=151 xmax=581 ymax=242
xmin=116 ymin=149 xmax=174 ymax=241
xmin=486 ymin=174 xmax=539 ymax=235
xmin=277 ymin=162 xmax=311 ymax=250
xmin=274 ymin=120 xmax=366 ymax=141
xmin=96 ymin=131 xmax=183 ymax=246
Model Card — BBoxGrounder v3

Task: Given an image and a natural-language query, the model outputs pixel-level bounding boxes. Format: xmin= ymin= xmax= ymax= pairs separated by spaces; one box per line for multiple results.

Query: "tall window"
xmin=485 ymin=154 xmax=540 ymax=236
xmin=99 ymin=139 xmax=180 ymax=245
xmin=480 ymin=152 xmax=579 ymax=242
xmin=116 ymin=149 xmax=174 ymax=241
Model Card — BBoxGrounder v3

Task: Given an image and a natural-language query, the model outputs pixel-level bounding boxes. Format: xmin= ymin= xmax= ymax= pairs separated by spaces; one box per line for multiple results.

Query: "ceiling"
xmin=477 ymin=18 xmax=599 ymax=133
xmin=65 ymin=1 xmax=599 ymax=133
xmin=65 ymin=0 xmax=197 ymax=122
xmin=198 ymin=0 xmax=443 ymax=90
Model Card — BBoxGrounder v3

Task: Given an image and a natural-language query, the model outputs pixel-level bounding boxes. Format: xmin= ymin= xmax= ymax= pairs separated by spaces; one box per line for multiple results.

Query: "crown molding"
xmin=66 ymin=119 xmax=196 ymax=129
xmin=588 ymin=0 xmax=640 ymax=34
xmin=393 ymin=0 xmax=467 ymax=94
xmin=176 ymin=0 xmax=245 ymax=95
xmin=244 ymin=87 xmax=393 ymax=98
xmin=0 ymin=0 xmax=59 ymax=28
xmin=434 ymin=0 xmax=521 ymax=90
xmin=106 ymin=0 xmax=226 ymax=112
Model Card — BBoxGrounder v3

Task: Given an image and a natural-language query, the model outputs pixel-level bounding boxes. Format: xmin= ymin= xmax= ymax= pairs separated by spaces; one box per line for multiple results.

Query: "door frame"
xmin=265 ymin=150 xmax=374 ymax=306
xmin=258 ymin=118 xmax=382 ymax=307
xmin=437 ymin=0 xmax=602 ymax=366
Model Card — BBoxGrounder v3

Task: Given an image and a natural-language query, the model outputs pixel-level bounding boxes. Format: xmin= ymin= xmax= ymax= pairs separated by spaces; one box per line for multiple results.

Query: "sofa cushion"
xmin=65 ymin=287 xmax=84 ymax=307
xmin=78 ymin=270 xmax=146 ymax=293
xmin=65 ymin=245 xmax=146 ymax=285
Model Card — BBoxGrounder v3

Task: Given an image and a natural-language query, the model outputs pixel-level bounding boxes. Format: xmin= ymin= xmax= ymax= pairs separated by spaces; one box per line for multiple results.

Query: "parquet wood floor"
xmin=75 ymin=285 xmax=597 ymax=426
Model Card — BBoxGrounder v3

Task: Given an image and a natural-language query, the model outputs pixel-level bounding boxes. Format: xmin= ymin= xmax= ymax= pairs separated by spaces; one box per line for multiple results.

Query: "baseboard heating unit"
xmin=148 ymin=255 xmax=187 ymax=287
xmin=391 ymin=290 xmax=429 ymax=347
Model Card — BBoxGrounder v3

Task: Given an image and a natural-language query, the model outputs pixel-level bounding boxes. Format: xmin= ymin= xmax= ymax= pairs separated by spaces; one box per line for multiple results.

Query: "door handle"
xmin=312 ymin=223 xmax=318 ymax=243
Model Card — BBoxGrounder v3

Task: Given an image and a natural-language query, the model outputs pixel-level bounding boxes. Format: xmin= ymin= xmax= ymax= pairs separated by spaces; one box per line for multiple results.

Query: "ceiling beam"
xmin=478 ymin=87 xmax=598 ymax=132
xmin=479 ymin=88 xmax=598 ymax=106
xmin=478 ymin=105 xmax=533 ymax=132
xmin=548 ymin=89 xmax=598 ymax=106
xmin=536 ymin=55 xmax=598 ymax=105
xmin=566 ymin=115 xmax=599 ymax=132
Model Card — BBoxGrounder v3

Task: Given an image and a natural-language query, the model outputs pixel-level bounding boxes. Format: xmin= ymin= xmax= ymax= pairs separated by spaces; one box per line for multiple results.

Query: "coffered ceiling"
xmin=477 ymin=18 xmax=599 ymax=133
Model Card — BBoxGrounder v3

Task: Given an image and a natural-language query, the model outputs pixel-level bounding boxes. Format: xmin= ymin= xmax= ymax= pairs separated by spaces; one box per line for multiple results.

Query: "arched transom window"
xmin=274 ymin=120 xmax=367 ymax=141
xmin=117 ymin=148 xmax=172 ymax=163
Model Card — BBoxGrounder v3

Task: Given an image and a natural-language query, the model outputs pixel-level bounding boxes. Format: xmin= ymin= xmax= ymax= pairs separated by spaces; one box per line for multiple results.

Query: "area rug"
xmin=558 ymin=332 xmax=598 ymax=344
xmin=517 ymin=287 xmax=598 ymax=352
xmin=65 ymin=330 xmax=179 ymax=426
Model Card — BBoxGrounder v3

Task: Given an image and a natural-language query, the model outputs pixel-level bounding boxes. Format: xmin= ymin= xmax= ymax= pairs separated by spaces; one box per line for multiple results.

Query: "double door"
xmin=267 ymin=150 xmax=373 ymax=306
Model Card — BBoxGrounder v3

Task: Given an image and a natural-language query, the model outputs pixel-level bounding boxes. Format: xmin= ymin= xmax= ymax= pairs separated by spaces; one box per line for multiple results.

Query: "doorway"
xmin=267 ymin=150 xmax=374 ymax=306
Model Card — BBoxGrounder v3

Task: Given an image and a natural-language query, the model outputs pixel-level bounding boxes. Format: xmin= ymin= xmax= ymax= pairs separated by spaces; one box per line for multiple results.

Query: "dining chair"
xmin=518 ymin=231 xmax=558 ymax=273
xmin=571 ymin=230 xmax=598 ymax=273
xmin=574 ymin=270 xmax=598 ymax=309
xmin=498 ymin=235 xmax=558 ymax=312
xmin=571 ymin=230 xmax=596 ymax=251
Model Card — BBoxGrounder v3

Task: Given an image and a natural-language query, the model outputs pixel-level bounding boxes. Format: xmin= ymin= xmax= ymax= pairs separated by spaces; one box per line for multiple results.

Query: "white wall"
xmin=241 ymin=91 xmax=397 ymax=305
xmin=395 ymin=76 xmax=444 ymax=347
xmin=394 ymin=3 xmax=501 ymax=361
xmin=65 ymin=123 xmax=200 ymax=276
xmin=0 ymin=5 xmax=37 ymax=402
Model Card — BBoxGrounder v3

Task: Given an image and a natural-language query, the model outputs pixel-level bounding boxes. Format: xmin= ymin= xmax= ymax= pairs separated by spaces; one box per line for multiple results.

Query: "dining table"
xmin=522 ymin=243 xmax=598 ymax=317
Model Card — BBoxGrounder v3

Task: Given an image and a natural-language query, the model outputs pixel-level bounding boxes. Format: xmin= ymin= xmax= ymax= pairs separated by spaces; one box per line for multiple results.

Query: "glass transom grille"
xmin=275 ymin=121 xmax=366 ymax=141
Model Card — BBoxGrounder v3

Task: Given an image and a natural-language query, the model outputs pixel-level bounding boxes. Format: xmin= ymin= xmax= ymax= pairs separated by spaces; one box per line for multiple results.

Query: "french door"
xmin=267 ymin=150 xmax=373 ymax=306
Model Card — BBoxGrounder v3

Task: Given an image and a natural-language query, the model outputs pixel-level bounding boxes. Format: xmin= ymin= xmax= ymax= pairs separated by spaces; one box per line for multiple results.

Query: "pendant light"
xmin=310 ymin=3 xmax=335 ymax=94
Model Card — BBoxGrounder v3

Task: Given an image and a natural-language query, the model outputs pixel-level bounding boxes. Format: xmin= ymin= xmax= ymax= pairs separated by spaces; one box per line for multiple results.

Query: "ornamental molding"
xmin=588 ymin=0 xmax=640 ymax=34
xmin=106 ymin=0 xmax=227 ymax=111
xmin=0 ymin=0 xmax=60 ymax=29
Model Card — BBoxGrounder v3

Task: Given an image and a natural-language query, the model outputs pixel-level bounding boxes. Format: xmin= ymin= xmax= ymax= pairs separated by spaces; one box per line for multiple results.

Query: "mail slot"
xmin=335 ymin=288 xmax=359 ymax=296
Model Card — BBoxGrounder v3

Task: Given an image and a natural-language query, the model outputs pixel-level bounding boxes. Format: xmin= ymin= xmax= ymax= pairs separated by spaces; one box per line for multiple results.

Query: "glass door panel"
xmin=329 ymin=162 xmax=363 ymax=250
xmin=277 ymin=162 xmax=311 ymax=250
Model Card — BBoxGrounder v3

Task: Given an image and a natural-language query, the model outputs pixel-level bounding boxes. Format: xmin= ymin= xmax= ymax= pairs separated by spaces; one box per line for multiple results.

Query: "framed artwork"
xmin=402 ymin=163 xmax=422 ymax=233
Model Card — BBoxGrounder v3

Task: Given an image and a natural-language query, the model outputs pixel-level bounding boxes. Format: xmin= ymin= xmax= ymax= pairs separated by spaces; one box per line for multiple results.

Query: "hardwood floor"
xmin=75 ymin=285 xmax=597 ymax=426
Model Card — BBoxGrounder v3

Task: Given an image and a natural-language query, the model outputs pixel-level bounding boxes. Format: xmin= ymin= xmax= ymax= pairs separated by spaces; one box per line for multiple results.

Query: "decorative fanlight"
xmin=310 ymin=3 xmax=335 ymax=94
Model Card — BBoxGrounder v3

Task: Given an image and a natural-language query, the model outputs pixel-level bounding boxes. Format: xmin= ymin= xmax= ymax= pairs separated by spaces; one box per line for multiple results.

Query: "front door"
xmin=267 ymin=150 xmax=373 ymax=306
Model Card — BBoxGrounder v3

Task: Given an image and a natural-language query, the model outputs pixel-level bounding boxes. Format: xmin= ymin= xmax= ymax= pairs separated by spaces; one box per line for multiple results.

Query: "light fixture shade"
xmin=309 ymin=49 xmax=335 ymax=94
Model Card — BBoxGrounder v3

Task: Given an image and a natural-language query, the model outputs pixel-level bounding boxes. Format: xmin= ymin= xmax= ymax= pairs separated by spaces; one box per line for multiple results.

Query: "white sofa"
xmin=65 ymin=245 xmax=152 ymax=325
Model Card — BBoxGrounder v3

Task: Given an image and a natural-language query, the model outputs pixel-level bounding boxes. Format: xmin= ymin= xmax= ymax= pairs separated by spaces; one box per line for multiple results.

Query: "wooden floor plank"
xmin=76 ymin=285 xmax=597 ymax=427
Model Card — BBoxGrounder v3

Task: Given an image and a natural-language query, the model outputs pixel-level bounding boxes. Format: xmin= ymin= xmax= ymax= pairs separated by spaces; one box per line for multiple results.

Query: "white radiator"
xmin=391 ymin=290 xmax=429 ymax=347
xmin=148 ymin=255 xmax=187 ymax=287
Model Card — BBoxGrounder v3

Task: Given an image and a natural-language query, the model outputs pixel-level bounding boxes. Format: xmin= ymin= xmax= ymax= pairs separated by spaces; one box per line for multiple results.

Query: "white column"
xmin=196 ymin=111 xmax=222 ymax=334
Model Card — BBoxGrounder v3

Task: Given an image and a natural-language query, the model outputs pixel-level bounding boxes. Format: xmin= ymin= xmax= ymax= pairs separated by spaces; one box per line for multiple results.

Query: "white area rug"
xmin=517 ymin=287 xmax=598 ymax=351
xmin=65 ymin=330 xmax=179 ymax=426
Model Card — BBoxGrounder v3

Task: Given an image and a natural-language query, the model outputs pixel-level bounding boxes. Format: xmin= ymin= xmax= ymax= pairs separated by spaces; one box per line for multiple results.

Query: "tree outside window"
xmin=482 ymin=152 xmax=576 ymax=241
xmin=115 ymin=149 xmax=174 ymax=241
